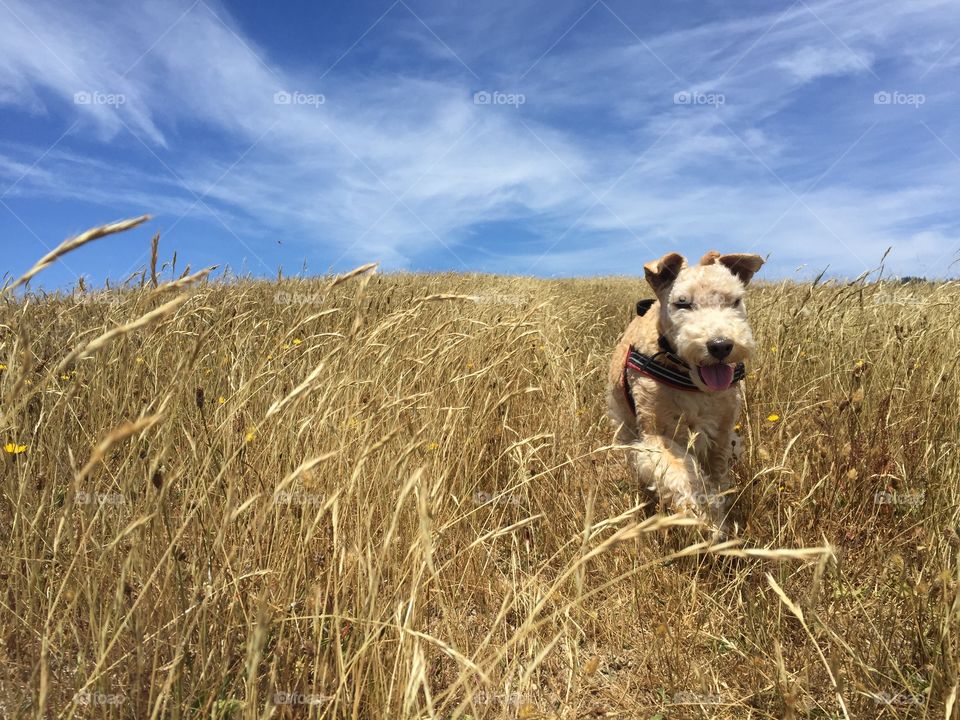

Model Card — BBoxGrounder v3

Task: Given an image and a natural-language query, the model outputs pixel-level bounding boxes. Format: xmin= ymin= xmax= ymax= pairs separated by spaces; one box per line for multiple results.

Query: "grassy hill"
xmin=1 ymin=221 xmax=958 ymax=718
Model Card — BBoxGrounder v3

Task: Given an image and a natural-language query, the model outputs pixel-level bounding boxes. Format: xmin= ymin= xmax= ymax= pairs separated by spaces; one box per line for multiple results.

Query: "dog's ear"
xmin=699 ymin=250 xmax=721 ymax=265
xmin=643 ymin=252 xmax=686 ymax=294
xmin=716 ymin=253 xmax=764 ymax=285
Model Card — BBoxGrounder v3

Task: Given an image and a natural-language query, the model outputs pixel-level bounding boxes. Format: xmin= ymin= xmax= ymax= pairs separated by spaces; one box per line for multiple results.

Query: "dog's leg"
xmin=628 ymin=434 xmax=704 ymax=517
xmin=703 ymin=427 xmax=739 ymax=536
xmin=607 ymin=380 xmax=638 ymax=445
xmin=730 ymin=429 xmax=743 ymax=462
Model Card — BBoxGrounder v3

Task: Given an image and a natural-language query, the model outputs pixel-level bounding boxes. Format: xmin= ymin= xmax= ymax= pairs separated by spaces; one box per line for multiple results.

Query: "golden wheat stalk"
xmin=265 ymin=361 xmax=326 ymax=419
xmin=3 ymin=215 xmax=150 ymax=293
xmin=767 ymin=573 xmax=851 ymax=720
xmin=272 ymin=451 xmax=338 ymax=497
xmin=330 ymin=261 xmax=378 ymax=287
xmin=715 ymin=544 xmax=835 ymax=561
xmin=150 ymin=265 xmax=217 ymax=296
xmin=149 ymin=231 xmax=160 ymax=288
xmin=0 ymin=294 xmax=189 ymax=426
xmin=76 ymin=412 xmax=165 ymax=482
xmin=422 ymin=293 xmax=479 ymax=302
xmin=55 ymin=294 xmax=189 ymax=373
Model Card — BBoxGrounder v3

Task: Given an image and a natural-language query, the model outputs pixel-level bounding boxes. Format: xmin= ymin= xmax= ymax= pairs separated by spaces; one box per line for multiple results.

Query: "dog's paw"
xmin=730 ymin=431 xmax=744 ymax=461
xmin=713 ymin=517 xmax=743 ymax=543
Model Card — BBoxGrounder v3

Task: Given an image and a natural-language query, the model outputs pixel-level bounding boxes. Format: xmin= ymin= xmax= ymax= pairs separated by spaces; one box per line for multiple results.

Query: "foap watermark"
xmin=874 ymin=490 xmax=925 ymax=507
xmin=691 ymin=491 xmax=726 ymax=509
xmin=872 ymin=691 xmax=924 ymax=707
xmin=273 ymin=478 xmax=323 ymax=505
xmin=673 ymin=90 xmax=725 ymax=107
xmin=274 ymin=290 xmax=325 ymax=306
xmin=874 ymin=90 xmax=925 ymax=108
xmin=273 ymin=90 xmax=325 ymax=108
xmin=74 ymin=90 xmax=126 ymax=107
xmin=274 ymin=482 xmax=324 ymax=507
xmin=273 ymin=692 xmax=333 ymax=706
xmin=873 ymin=292 xmax=924 ymax=306
xmin=473 ymin=90 xmax=525 ymax=108
xmin=75 ymin=691 xmax=125 ymax=706
xmin=468 ymin=294 xmax=526 ymax=306
xmin=673 ymin=691 xmax=724 ymax=705
xmin=68 ymin=290 xmax=126 ymax=307
xmin=76 ymin=491 xmax=126 ymax=506
xmin=473 ymin=491 xmax=521 ymax=507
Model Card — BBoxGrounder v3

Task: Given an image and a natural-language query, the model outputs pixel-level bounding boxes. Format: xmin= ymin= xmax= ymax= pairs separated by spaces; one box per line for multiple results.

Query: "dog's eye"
xmin=732 ymin=298 xmax=742 ymax=308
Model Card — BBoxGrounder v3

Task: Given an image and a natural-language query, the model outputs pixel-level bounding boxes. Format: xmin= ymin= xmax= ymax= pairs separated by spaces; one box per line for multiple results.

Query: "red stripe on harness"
xmin=621 ymin=345 xmax=699 ymax=416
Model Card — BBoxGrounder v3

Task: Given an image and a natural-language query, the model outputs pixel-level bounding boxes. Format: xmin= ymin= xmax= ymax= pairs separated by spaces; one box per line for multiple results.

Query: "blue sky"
xmin=1 ymin=0 xmax=959 ymax=287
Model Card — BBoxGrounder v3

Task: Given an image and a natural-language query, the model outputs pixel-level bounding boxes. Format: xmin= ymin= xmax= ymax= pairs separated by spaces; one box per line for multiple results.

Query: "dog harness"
xmin=621 ymin=299 xmax=746 ymax=414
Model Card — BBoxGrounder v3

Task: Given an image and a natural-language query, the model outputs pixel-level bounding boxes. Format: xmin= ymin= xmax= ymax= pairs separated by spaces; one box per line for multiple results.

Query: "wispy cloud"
xmin=1 ymin=0 xmax=959 ymax=280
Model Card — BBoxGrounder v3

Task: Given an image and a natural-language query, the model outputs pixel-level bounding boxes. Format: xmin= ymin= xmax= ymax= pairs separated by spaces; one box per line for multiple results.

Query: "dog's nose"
xmin=706 ymin=338 xmax=734 ymax=360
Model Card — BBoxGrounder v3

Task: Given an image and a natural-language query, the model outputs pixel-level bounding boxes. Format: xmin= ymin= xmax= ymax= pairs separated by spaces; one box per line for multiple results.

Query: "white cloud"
xmin=0 ymin=0 xmax=959 ymax=277
xmin=775 ymin=46 xmax=873 ymax=83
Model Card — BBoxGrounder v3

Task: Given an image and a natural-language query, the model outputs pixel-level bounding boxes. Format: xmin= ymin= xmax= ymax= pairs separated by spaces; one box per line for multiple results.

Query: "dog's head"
xmin=644 ymin=250 xmax=764 ymax=392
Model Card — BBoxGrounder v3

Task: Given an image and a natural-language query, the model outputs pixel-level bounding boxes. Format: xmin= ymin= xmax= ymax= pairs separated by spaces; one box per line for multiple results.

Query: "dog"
xmin=607 ymin=250 xmax=764 ymax=536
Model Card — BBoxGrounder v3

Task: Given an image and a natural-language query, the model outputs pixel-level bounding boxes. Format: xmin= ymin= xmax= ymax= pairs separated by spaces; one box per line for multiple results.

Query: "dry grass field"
xmin=1 ymin=218 xmax=958 ymax=719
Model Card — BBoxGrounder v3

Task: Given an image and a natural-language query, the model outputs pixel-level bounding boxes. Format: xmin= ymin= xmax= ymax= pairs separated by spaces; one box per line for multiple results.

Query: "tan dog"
xmin=607 ymin=251 xmax=764 ymax=535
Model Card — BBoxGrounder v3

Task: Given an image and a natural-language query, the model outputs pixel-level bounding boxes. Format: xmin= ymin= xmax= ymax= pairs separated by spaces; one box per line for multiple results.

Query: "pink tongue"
xmin=698 ymin=363 xmax=735 ymax=391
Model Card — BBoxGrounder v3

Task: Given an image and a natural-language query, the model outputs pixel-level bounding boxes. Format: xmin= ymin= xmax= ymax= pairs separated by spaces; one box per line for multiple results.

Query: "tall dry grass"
xmin=0 ymin=219 xmax=958 ymax=719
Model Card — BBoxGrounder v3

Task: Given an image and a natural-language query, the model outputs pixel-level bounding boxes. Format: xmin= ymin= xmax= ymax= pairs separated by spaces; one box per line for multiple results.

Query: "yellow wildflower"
xmin=517 ymin=705 xmax=539 ymax=720
xmin=4 ymin=442 xmax=27 ymax=455
xmin=292 ymin=338 xmax=303 ymax=346
xmin=217 ymin=396 xmax=226 ymax=405
xmin=0 ymin=363 xmax=7 ymax=371
xmin=426 ymin=442 xmax=439 ymax=452
xmin=135 ymin=356 xmax=145 ymax=364
xmin=244 ymin=429 xmax=256 ymax=443
xmin=767 ymin=414 xmax=780 ymax=422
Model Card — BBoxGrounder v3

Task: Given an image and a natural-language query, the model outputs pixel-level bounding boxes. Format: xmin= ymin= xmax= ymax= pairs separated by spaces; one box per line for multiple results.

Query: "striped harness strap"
xmin=625 ymin=346 xmax=746 ymax=391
